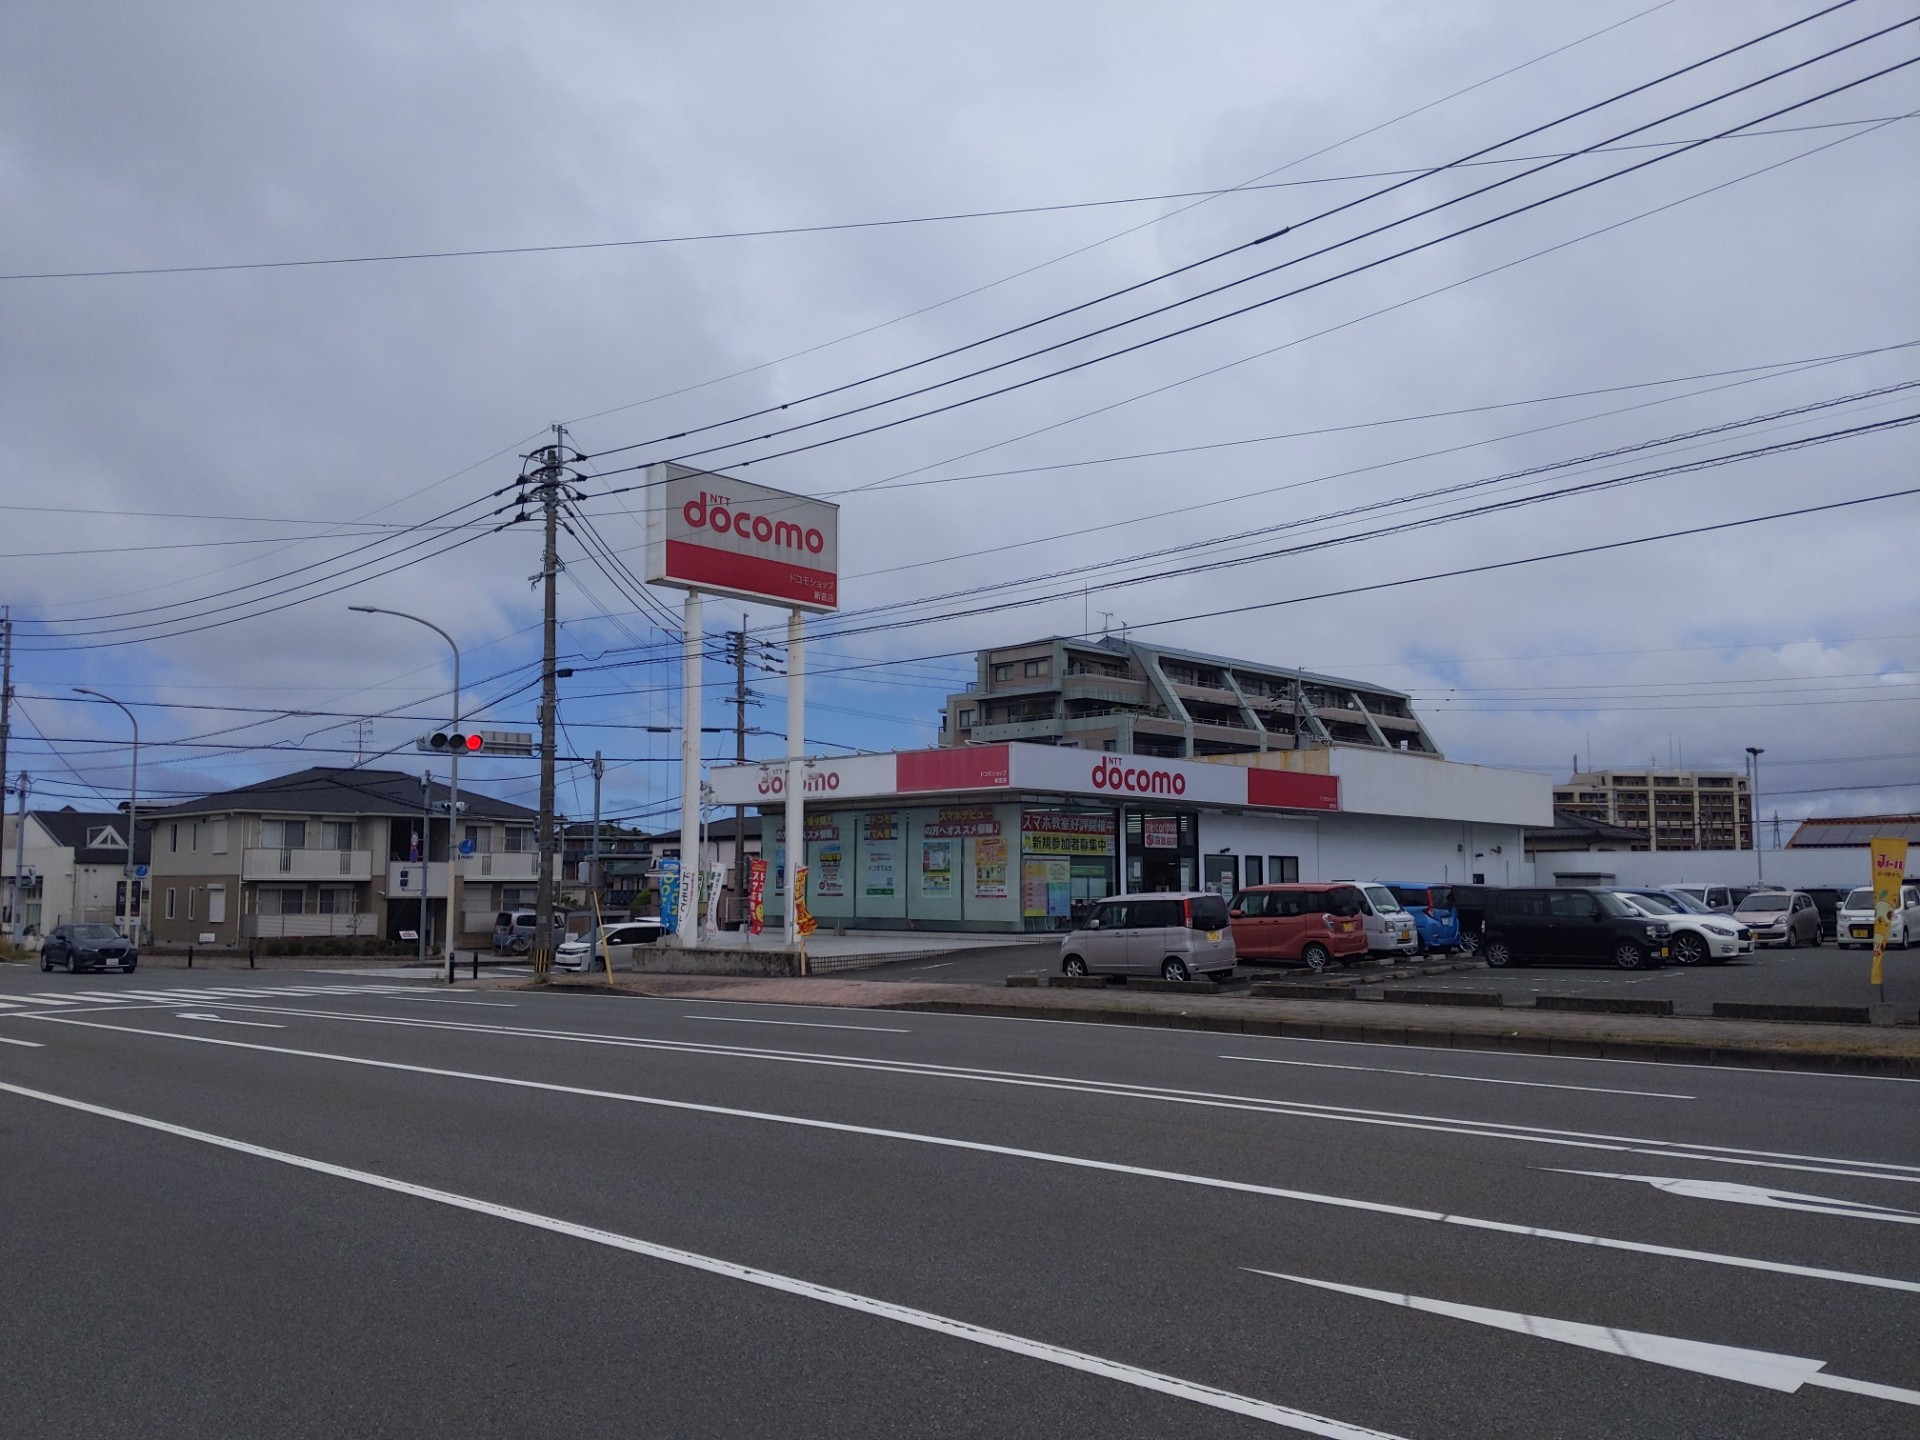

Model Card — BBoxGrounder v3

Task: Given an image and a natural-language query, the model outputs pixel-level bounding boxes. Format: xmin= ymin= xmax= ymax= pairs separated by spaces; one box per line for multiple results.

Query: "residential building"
xmin=1552 ymin=769 xmax=1753 ymax=851
xmin=1523 ymin=807 xmax=1646 ymax=860
xmin=145 ymin=766 xmax=550 ymax=949
xmin=2 ymin=807 xmax=153 ymax=939
xmin=561 ymin=819 xmax=654 ymax=914
xmin=940 ymin=636 xmax=1439 ymax=759
xmin=1786 ymin=813 xmax=1920 ymax=848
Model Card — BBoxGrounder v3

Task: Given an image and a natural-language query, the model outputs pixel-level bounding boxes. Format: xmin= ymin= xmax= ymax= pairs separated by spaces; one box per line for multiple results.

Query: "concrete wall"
xmin=1327 ymin=749 xmax=1553 ymax=827
xmin=1534 ymin=847 xmax=1882 ymax=890
xmin=1200 ymin=812 xmax=1530 ymax=889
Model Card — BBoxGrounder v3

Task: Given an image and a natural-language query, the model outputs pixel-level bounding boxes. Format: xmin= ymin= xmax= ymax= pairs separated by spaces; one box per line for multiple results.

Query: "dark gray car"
xmin=41 ymin=923 xmax=138 ymax=974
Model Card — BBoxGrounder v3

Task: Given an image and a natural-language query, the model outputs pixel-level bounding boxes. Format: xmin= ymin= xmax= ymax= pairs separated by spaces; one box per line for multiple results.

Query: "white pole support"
xmin=677 ymin=590 xmax=704 ymax=947
xmin=785 ymin=609 xmax=805 ymax=958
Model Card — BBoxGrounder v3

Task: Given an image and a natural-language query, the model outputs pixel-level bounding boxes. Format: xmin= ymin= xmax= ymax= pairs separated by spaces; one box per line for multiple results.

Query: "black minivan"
xmin=1482 ymin=887 xmax=1671 ymax=970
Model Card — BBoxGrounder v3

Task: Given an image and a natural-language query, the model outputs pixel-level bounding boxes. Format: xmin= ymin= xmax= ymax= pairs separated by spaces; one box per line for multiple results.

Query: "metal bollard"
xmin=248 ymin=940 xmax=256 ymax=970
xmin=471 ymin=951 xmax=479 ymax=980
xmin=187 ymin=944 xmax=194 ymax=969
xmin=447 ymin=950 xmax=455 ymax=985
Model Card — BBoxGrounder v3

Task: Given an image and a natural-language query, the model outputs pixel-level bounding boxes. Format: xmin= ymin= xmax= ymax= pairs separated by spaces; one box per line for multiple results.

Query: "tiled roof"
xmin=147 ymin=766 xmax=538 ymax=822
xmin=1786 ymin=814 xmax=1920 ymax=848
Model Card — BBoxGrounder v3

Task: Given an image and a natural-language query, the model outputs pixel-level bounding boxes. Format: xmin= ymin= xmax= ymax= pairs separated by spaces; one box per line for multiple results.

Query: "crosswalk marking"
xmin=5 ymin=983 xmax=441 ymax=1010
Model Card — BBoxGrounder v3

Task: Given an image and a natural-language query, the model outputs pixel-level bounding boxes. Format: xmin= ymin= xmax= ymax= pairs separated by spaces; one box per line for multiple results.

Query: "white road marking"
xmin=0 ymin=1078 xmax=1408 ymax=1440
xmin=173 ymin=1013 xmax=287 ymax=1029
xmin=1220 ymin=1053 xmax=1692 ymax=1100
xmin=1550 ymin=1170 xmax=1920 ymax=1224
xmin=383 ymin=996 xmax=517 ymax=1007
xmin=681 ymin=1015 xmax=911 ymax=1033
xmin=154 ymin=998 xmax=1920 ymax=1185
xmin=1248 ymin=1271 xmax=1920 ymax=1407
xmin=19 ymin=996 xmax=82 ymax=1005
xmin=0 ymin=1034 xmax=44 ymax=1047
xmin=36 ymin=1014 xmax=1920 ymax=1296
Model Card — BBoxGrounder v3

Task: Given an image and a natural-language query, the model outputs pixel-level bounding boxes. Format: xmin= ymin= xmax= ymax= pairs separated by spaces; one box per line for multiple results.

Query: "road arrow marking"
xmin=1551 ymin=1169 xmax=1920 ymax=1224
xmin=1247 ymin=1271 xmax=1920 ymax=1405
xmin=174 ymin=1013 xmax=286 ymax=1029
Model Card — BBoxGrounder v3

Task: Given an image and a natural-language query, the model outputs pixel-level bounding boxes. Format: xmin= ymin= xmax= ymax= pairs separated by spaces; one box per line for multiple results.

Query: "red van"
xmin=1228 ymin=883 xmax=1371 ymax=972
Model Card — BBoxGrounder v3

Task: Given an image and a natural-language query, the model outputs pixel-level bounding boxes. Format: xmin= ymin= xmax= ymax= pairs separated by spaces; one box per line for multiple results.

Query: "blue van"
xmin=1384 ymin=884 xmax=1462 ymax=954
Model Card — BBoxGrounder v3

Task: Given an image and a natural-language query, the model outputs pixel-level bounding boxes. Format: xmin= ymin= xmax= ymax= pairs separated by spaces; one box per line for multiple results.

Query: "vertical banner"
xmin=1870 ymin=837 xmax=1909 ymax=989
xmin=657 ymin=855 xmax=681 ymax=935
xmin=747 ymin=856 xmax=767 ymax=936
xmin=795 ymin=865 xmax=817 ymax=938
xmin=704 ymin=862 xmax=727 ymax=935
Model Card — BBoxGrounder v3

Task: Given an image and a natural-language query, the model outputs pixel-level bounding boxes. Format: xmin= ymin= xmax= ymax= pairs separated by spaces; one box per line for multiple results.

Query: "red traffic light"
xmin=464 ymin=733 xmax=484 ymax=752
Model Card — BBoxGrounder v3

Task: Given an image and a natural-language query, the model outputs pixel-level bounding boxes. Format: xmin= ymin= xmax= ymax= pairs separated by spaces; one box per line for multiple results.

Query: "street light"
xmin=73 ymin=688 xmax=139 ymax=941
xmin=351 ymin=606 xmax=461 ymax=972
xmin=1746 ymin=746 xmax=1765 ymax=883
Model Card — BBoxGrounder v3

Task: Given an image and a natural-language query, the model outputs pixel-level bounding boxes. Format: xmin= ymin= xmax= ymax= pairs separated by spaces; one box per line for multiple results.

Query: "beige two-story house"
xmin=146 ymin=766 xmax=551 ymax=949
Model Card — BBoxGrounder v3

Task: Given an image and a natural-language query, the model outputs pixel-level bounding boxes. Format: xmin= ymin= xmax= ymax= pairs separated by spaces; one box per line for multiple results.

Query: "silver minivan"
xmin=1060 ymin=892 xmax=1237 ymax=981
xmin=1336 ymin=881 xmax=1419 ymax=957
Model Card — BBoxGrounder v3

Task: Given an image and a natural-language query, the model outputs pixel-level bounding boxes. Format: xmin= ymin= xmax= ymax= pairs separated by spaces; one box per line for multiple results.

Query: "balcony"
xmin=242 ymin=847 xmax=374 ymax=882
xmin=460 ymin=850 xmax=540 ymax=882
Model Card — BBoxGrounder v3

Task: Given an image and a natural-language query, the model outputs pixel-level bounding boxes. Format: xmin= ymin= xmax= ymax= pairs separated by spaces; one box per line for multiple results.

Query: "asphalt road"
xmin=4 ymin=965 xmax=1917 ymax=1438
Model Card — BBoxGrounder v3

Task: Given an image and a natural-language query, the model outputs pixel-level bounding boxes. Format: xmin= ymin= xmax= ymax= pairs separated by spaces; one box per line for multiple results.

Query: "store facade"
xmin=708 ymin=743 xmax=1550 ymax=933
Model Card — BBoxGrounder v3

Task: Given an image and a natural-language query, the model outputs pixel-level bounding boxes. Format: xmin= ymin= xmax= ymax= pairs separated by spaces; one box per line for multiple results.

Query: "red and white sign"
xmin=646 ymin=462 xmax=840 ymax=612
xmin=707 ymin=743 xmax=1338 ymax=811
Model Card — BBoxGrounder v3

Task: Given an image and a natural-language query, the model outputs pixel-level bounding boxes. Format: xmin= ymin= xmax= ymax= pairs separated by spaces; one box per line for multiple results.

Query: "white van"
xmin=1663 ymin=882 xmax=1737 ymax=914
xmin=1336 ymin=881 xmax=1419 ymax=958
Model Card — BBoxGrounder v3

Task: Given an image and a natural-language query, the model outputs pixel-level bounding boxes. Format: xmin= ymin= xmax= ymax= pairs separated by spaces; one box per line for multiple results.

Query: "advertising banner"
xmin=704 ymin=862 xmax=726 ymax=935
xmin=862 ymin=814 xmax=897 ymax=897
xmin=924 ymin=806 xmax=1001 ymax=839
xmin=795 ymin=866 xmax=817 ymax=938
xmin=921 ymin=840 xmax=954 ymax=896
xmin=1022 ymin=858 xmax=1072 ymax=919
xmin=657 ymin=855 xmax=681 ymax=934
xmin=817 ymin=843 xmax=845 ymax=898
xmin=1143 ymin=817 xmax=1180 ymax=850
xmin=1870 ymin=836 xmax=1909 ymax=987
xmin=1021 ymin=811 xmax=1116 ymax=857
xmin=645 ymin=462 xmax=840 ymax=612
xmin=973 ymin=835 xmax=1009 ymax=899
xmin=747 ymin=856 xmax=767 ymax=936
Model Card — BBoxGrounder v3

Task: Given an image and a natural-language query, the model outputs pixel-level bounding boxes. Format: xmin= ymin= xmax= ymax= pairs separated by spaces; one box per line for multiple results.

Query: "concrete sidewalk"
xmin=522 ymin=971 xmax=1920 ymax=1077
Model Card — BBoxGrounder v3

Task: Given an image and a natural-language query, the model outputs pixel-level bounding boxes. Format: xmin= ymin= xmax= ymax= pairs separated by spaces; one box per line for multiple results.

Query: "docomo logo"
xmin=756 ymin=769 xmax=841 ymax=796
xmin=683 ymin=491 xmax=825 ymax=556
xmin=1089 ymin=756 xmax=1187 ymax=797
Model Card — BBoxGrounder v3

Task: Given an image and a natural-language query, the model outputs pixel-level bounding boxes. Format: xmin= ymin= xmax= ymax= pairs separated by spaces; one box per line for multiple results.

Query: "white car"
xmin=1613 ymin=890 xmax=1751 ymax=966
xmin=1661 ymin=882 xmax=1737 ymax=914
xmin=1337 ymin=881 xmax=1419 ymax=958
xmin=1836 ymin=883 xmax=1920 ymax=949
xmin=554 ymin=919 xmax=667 ymax=972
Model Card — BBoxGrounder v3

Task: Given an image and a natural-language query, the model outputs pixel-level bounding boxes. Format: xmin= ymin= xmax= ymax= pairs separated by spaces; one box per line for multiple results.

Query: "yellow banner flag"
xmin=794 ymin=865 xmax=817 ymax=939
xmin=1869 ymin=836 xmax=1909 ymax=988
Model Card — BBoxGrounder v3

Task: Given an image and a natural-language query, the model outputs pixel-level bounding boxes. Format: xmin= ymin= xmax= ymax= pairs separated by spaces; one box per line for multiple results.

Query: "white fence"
xmin=241 ymin=913 xmax=378 ymax=939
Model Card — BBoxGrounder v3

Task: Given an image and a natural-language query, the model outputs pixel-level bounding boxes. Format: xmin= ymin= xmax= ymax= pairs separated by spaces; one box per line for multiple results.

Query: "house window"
xmin=169 ymin=823 xmax=179 ymax=854
xmin=191 ymin=822 xmax=200 ymax=851
xmin=211 ymin=818 xmax=228 ymax=854
xmin=320 ymin=821 xmax=355 ymax=851
xmin=991 ymin=663 xmax=1014 ymax=682
xmin=187 ymin=889 xmax=197 ymax=920
xmin=262 ymin=819 xmax=307 ymax=850
xmin=502 ymin=887 xmax=535 ymax=907
xmin=1023 ymin=658 xmax=1049 ymax=678
xmin=466 ymin=825 xmax=494 ymax=854
xmin=317 ymin=886 xmax=356 ymax=915
xmin=503 ymin=827 xmax=534 ymax=854
xmin=1267 ymin=855 xmax=1299 ymax=883
xmin=1244 ymin=857 xmax=1263 ymax=886
xmin=164 ymin=888 xmax=177 ymax=920
xmin=958 ymin=708 xmax=976 ymax=729
xmin=257 ymin=887 xmax=305 ymax=915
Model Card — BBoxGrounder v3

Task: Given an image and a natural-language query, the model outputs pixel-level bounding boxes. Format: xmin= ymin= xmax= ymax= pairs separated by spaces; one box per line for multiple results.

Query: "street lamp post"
xmin=352 ymin=607 xmax=461 ymax=972
xmin=1746 ymin=746 xmax=1765 ymax=883
xmin=73 ymin=688 xmax=139 ymax=941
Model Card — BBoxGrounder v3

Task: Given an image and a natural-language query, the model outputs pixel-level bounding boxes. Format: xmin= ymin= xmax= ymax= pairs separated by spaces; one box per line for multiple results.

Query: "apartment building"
xmin=1551 ymin=769 xmax=1753 ymax=852
xmin=146 ymin=766 xmax=551 ymax=949
xmin=941 ymin=636 xmax=1439 ymax=759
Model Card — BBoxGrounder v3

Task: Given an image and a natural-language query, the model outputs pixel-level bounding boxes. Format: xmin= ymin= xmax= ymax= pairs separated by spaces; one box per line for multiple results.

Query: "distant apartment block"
xmin=1552 ymin=769 xmax=1753 ymax=852
xmin=940 ymin=637 xmax=1440 ymax=759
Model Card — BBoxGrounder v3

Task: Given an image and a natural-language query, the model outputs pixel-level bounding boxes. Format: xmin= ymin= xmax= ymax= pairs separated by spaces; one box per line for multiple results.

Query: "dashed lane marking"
xmin=1220 ymin=1053 xmax=1693 ymax=1100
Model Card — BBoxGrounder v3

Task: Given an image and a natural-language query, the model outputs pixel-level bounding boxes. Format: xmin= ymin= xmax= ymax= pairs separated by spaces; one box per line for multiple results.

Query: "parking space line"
xmin=0 ymin=1034 xmax=44 ymax=1047
xmin=0 ymin=1076 xmax=1411 ymax=1440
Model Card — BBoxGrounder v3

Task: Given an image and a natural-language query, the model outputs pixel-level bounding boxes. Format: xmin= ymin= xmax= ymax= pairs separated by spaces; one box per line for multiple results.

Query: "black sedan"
xmin=41 ymin=923 xmax=139 ymax=973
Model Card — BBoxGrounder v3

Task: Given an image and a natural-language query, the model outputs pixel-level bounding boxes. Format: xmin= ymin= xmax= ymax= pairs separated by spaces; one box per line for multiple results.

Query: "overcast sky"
xmin=3 ymin=0 xmax=1916 ymax=835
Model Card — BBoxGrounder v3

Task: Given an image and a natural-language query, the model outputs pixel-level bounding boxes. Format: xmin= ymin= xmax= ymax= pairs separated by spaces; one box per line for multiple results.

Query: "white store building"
xmin=706 ymin=743 xmax=1552 ymax=933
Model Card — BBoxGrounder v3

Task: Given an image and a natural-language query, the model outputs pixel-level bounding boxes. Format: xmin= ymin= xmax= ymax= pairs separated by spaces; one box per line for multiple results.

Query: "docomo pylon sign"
xmin=645 ymin=461 xmax=840 ymax=612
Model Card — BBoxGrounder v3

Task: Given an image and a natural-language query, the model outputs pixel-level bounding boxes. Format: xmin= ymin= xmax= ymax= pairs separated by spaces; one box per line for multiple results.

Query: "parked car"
xmin=554 ymin=919 xmax=667 ymax=971
xmin=39 ymin=922 xmax=138 ymax=974
xmin=1799 ymin=886 xmax=1850 ymax=940
xmin=1836 ymin=882 xmax=1920 ymax=949
xmin=1482 ymin=887 xmax=1670 ymax=970
xmin=1731 ymin=890 xmax=1822 ymax=948
xmin=1060 ymin=892 xmax=1236 ymax=981
xmin=1383 ymin=883 xmax=1462 ymax=954
xmin=1611 ymin=889 xmax=1752 ymax=965
xmin=1228 ymin=883 xmax=1369 ymax=972
xmin=1335 ymin=881 xmax=1419 ymax=958
xmin=1662 ymin=882 xmax=1737 ymax=914
xmin=490 ymin=909 xmax=567 ymax=955
xmin=1446 ymin=884 xmax=1501 ymax=956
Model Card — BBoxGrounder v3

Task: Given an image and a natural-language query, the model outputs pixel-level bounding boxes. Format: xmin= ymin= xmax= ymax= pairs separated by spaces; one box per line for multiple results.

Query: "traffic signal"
xmin=417 ymin=730 xmax=485 ymax=754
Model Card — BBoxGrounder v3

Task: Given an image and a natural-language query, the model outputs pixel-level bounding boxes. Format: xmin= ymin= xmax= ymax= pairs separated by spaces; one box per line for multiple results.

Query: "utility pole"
xmin=419 ymin=771 xmax=432 ymax=971
xmin=529 ymin=425 xmax=571 ymax=979
xmin=729 ymin=618 xmax=750 ymax=922
xmin=8 ymin=772 xmax=27 ymax=945
xmin=590 ymin=750 xmax=604 ymax=915
xmin=0 ymin=609 xmax=11 ymax=938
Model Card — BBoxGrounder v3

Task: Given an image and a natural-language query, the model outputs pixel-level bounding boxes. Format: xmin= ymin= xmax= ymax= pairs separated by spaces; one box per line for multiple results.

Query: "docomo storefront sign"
xmin=711 ymin=753 xmax=897 ymax=807
xmin=1088 ymin=756 xmax=1187 ymax=797
xmin=645 ymin=462 xmax=840 ymax=612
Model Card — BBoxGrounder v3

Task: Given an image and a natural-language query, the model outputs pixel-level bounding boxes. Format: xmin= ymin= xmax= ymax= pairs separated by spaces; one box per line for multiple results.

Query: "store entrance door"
xmin=1124 ymin=810 xmax=1196 ymax=892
